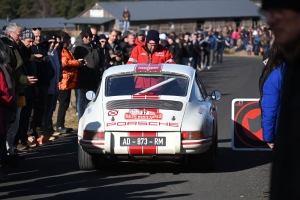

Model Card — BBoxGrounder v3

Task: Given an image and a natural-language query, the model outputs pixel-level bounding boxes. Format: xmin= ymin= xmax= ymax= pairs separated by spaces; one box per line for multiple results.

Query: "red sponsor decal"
xmin=125 ymin=108 xmax=163 ymax=120
xmin=134 ymin=64 xmax=163 ymax=72
xmin=108 ymin=110 xmax=118 ymax=116
xmin=106 ymin=121 xmax=178 ymax=127
xmin=128 ymin=132 xmax=157 ymax=155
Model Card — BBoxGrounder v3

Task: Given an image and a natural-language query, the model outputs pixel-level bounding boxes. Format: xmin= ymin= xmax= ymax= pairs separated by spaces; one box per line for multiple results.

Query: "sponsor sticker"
xmin=108 ymin=110 xmax=119 ymax=116
xmin=198 ymin=107 xmax=206 ymax=114
xmin=134 ymin=64 xmax=163 ymax=72
xmin=125 ymin=108 xmax=163 ymax=120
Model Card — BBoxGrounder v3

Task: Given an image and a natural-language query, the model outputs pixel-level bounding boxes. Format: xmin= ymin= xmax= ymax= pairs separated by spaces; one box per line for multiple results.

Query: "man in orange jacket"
xmin=127 ymin=30 xmax=175 ymax=64
xmin=56 ymin=31 xmax=86 ymax=133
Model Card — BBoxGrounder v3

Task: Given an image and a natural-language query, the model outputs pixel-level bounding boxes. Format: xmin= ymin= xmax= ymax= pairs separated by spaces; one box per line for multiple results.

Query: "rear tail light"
xmin=83 ymin=130 xmax=105 ymax=140
xmin=181 ymin=131 xmax=204 ymax=140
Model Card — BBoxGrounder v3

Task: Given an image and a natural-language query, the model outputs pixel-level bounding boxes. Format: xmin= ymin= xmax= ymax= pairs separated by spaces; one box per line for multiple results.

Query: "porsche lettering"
xmin=106 ymin=122 xmax=179 ymax=127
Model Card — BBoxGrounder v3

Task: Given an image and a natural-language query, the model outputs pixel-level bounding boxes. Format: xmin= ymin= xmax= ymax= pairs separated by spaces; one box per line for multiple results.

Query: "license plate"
xmin=120 ymin=137 xmax=166 ymax=146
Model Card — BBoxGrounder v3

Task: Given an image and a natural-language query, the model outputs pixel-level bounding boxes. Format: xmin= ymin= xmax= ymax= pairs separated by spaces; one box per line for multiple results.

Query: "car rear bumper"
xmin=78 ymin=132 xmax=212 ymax=155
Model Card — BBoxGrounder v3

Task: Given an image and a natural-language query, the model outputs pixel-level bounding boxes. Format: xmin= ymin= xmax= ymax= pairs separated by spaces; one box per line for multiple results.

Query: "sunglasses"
xmin=32 ymin=27 xmax=42 ymax=31
xmin=100 ymin=40 xmax=106 ymax=43
xmin=84 ymin=34 xmax=93 ymax=38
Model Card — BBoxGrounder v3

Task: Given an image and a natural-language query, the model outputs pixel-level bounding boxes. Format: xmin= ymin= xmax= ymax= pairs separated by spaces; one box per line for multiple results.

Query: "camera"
xmin=41 ymin=56 xmax=50 ymax=62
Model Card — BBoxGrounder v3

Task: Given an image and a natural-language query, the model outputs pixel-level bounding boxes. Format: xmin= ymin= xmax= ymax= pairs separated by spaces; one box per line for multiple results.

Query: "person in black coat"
xmin=167 ymin=36 xmax=182 ymax=64
xmin=191 ymin=33 xmax=200 ymax=69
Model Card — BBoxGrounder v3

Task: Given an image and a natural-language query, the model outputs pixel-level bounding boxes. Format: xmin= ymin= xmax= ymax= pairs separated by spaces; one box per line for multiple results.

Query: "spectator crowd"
xmin=0 ymin=22 xmax=271 ymax=180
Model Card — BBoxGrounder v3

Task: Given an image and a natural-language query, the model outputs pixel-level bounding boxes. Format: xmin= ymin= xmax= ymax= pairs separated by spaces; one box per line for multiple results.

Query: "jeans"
xmin=123 ymin=21 xmax=130 ymax=31
xmin=208 ymin=49 xmax=215 ymax=67
xmin=192 ymin=55 xmax=200 ymax=69
xmin=15 ymin=86 xmax=35 ymax=145
xmin=56 ymin=90 xmax=71 ymax=128
xmin=182 ymin=57 xmax=193 ymax=66
xmin=43 ymin=93 xmax=58 ymax=130
xmin=200 ymin=50 xmax=209 ymax=68
xmin=6 ymin=107 xmax=22 ymax=155
xmin=28 ymin=86 xmax=48 ymax=137
xmin=216 ymin=49 xmax=224 ymax=63
xmin=76 ymin=89 xmax=90 ymax=119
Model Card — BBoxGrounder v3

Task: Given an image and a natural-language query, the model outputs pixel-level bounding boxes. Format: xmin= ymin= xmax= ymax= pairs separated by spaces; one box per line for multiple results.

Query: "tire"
xmin=78 ymin=144 xmax=105 ymax=170
xmin=199 ymin=142 xmax=215 ymax=171
xmin=188 ymin=138 xmax=215 ymax=171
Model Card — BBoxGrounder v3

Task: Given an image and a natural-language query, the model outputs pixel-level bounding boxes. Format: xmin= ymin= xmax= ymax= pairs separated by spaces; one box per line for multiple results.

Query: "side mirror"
xmin=86 ymin=91 xmax=96 ymax=101
xmin=211 ymin=90 xmax=221 ymax=101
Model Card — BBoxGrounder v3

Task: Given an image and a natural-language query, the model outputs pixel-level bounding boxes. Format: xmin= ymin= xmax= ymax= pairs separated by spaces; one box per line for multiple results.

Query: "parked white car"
xmin=78 ymin=64 xmax=221 ymax=170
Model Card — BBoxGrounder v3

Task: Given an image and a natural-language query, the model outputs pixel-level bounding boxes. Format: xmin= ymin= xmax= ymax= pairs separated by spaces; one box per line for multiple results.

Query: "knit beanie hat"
xmin=45 ymin=32 xmax=56 ymax=41
xmin=22 ymin=30 xmax=35 ymax=40
xmin=81 ymin=27 xmax=92 ymax=39
xmin=262 ymin=0 xmax=300 ymax=13
xmin=146 ymin=30 xmax=160 ymax=44
xmin=98 ymin=34 xmax=107 ymax=40
xmin=60 ymin=31 xmax=71 ymax=42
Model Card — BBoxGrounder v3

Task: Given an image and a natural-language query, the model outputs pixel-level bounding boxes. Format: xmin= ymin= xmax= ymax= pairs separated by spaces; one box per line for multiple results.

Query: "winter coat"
xmin=208 ymin=35 xmax=218 ymax=50
xmin=1 ymin=37 xmax=27 ymax=93
xmin=31 ymin=42 xmax=55 ymax=87
xmin=48 ymin=49 xmax=61 ymax=94
xmin=0 ymin=67 xmax=13 ymax=133
xmin=122 ymin=43 xmax=136 ymax=64
xmin=181 ymin=40 xmax=194 ymax=58
xmin=106 ymin=41 xmax=122 ymax=66
xmin=0 ymin=64 xmax=17 ymax=123
xmin=135 ymin=38 xmax=146 ymax=46
xmin=168 ymin=42 xmax=182 ymax=64
xmin=58 ymin=48 xmax=80 ymax=90
xmin=73 ymin=40 xmax=102 ymax=90
xmin=127 ymin=44 xmax=175 ymax=64
xmin=261 ymin=63 xmax=286 ymax=142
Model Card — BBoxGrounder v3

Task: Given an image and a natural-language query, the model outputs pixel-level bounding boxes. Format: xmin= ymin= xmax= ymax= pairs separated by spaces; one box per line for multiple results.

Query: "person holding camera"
xmin=56 ymin=31 xmax=86 ymax=133
xmin=73 ymin=27 xmax=102 ymax=119
xmin=107 ymin=29 xmax=122 ymax=66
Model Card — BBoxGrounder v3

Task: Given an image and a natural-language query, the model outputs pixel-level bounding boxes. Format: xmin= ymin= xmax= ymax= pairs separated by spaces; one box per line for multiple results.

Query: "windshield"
xmin=106 ymin=73 xmax=189 ymax=97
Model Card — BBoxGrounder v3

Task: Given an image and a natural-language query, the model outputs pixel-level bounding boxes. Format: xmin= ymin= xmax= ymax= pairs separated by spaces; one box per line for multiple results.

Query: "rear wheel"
xmin=78 ymin=144 xmax=105 ymax=170
xmin=198 ymin=142 xmax=215 ymax=171
xmin=188 ymin=140 xmax=215 ymax=171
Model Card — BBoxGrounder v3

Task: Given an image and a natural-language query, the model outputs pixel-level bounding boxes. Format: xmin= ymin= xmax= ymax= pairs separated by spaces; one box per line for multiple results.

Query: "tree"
xmin=67 ymin=0 xmax=86 ymax=19
xmin=0 ymin=0 xmax=21 ymax=20
xmin=17 ymin=0 xmax=36 ymax=18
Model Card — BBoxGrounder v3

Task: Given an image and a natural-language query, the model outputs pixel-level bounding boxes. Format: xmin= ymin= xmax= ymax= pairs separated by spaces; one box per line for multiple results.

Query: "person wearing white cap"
xmin=159 ymin=33 xmax=168 ymax=47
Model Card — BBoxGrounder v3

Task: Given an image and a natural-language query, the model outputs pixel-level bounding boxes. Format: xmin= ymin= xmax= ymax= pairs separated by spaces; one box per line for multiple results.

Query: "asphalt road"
xmin=0 ymin=56 xmax=272 ymax=200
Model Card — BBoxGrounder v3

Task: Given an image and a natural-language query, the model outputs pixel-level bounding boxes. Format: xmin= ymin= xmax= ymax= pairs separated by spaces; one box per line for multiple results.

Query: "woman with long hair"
xmin=259 ymin=41 xmax=285 ymax=149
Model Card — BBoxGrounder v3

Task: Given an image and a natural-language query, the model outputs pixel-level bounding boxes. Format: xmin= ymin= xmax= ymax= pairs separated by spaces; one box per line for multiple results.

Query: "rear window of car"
xmin=105 ymin=73 xmax=189 ymax=97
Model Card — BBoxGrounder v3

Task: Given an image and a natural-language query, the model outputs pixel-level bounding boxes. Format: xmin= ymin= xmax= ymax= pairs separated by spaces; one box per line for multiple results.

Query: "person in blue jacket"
xmin=259 ymin=42 xmax=285 ymax=149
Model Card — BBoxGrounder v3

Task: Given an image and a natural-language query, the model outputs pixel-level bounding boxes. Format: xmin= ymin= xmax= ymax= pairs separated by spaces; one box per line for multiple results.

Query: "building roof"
xmin=97 ymin=0 xmax=260 ymax=21
xmin=64 ymin=17 xmax=114 ymax=25
xmin=0 ymin=18 xmax=74 ymax=30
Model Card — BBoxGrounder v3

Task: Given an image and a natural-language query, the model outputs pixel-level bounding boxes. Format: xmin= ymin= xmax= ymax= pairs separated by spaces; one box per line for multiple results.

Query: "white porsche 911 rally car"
xmin=78 ymin=64 xmax=221 ymax=170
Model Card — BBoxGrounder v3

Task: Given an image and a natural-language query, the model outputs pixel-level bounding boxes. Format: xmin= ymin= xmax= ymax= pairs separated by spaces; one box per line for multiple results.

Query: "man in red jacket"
xmin=127 ymin=30 xmax=175 ymax=93
xmin=127 ymin=30 xmax=175 ymax=64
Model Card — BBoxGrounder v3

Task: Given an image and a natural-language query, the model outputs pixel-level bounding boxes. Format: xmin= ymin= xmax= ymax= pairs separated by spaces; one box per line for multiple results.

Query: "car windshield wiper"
xmin=135 ymin=78 xmax=176 ymax=95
